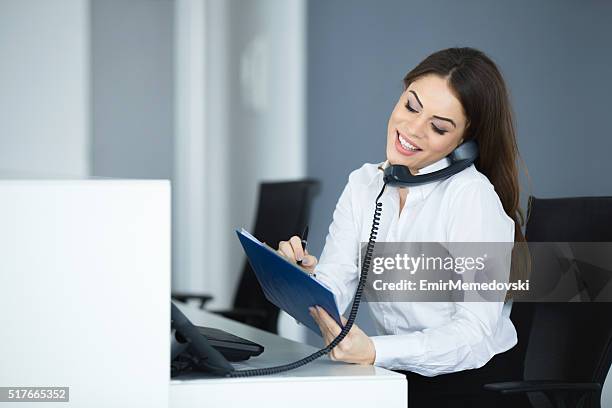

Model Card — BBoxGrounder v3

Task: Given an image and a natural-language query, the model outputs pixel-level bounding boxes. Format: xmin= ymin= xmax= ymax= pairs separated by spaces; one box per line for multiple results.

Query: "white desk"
xmin=170 ymin=304 xmax=407 ymax=408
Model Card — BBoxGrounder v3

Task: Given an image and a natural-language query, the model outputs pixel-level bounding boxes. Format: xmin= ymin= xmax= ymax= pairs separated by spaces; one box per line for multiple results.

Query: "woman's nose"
xmin=405 ymin=116 xmax=428 ymax=139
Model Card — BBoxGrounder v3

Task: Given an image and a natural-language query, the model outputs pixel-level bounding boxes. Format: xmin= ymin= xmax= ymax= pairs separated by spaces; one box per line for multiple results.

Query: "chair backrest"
xmin=526 ymin=196 xmax=612 ymax=242
xmin=233 ymin=179 xmax=320 ymax=333
xmin=523 ymin=196 xmax=612 ymax=407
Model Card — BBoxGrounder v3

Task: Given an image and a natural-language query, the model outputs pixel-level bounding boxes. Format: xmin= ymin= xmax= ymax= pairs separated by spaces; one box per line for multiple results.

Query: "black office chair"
xmin=173 ymin=179 xmax=320 ymax=333
xmin=484 ymin=196 xmax=612 ymax=408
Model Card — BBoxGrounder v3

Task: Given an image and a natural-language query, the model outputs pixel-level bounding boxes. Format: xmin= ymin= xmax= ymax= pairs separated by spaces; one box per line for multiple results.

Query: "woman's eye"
xmin=404 ymin=102 xmax=417 ymax=113
xmin=431 ymin=124 xmax=447 ymax=135
xmin=404 ymin=100 xmax=447 ymax=135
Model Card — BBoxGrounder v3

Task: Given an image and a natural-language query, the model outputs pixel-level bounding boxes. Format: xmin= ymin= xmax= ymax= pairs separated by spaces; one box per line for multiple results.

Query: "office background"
xmin=1 ymin=0 xmax=610 ymax=406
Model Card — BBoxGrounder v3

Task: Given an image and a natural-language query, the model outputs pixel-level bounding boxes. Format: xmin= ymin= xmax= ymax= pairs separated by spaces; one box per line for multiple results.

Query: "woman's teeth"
xmin=399 ymin=134 xmax=421 ymax=151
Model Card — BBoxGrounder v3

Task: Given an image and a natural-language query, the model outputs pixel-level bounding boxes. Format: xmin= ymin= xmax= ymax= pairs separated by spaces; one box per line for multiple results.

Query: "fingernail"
xmin=302 ymin=258 xmax=311 ymax=266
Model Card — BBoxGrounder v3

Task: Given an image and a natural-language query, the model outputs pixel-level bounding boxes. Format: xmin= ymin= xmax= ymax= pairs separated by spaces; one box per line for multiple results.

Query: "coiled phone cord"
xmin=227 ymin=183 xmax=387 ymax=377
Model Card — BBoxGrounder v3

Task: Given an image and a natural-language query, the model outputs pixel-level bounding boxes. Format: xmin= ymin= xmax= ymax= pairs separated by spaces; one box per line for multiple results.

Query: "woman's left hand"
xmin=309 ymin=306 xmax=376 ymax=365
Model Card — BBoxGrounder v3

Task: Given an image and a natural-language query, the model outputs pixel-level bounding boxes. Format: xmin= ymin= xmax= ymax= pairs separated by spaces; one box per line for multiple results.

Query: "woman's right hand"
xmin=277 ymin=236 xmax=318 ymax=274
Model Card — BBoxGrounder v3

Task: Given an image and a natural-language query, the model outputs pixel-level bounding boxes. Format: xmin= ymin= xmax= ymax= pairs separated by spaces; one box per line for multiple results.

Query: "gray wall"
xmin=91 ymin=0 xmax=174 ymax=179
xmin=307 ymin=0 xmax=612 ymax=256
xmin=306 ymin=0 xmax=612 ymax=405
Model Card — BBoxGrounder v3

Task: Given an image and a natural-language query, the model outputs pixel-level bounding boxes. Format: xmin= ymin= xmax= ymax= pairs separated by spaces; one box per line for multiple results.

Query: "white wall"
xmin=0 ymin=0 xmax=89 ymax=177
xmin=222 ymin=0 xmax=306 ymax=308
xmin=173 ymin=0 xmax=306 ymax=312
xmin=173 ymin=0 xmax=211 ymax=305
xmin=0 ymin=0 xmax=307 ymax=321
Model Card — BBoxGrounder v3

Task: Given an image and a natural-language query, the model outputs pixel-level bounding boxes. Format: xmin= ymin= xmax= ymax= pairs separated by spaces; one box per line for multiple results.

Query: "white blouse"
xmin=314 ymin=156 xmax=517 ymax=376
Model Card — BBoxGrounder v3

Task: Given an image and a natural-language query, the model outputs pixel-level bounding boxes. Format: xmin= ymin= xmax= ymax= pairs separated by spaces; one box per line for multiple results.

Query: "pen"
xmin=296 ymin=225 xmax=309 ymax=266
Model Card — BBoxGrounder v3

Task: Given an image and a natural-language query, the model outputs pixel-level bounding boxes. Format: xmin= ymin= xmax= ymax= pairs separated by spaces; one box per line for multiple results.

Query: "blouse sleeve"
xmin=313 ymin=172 xmax=362 ymax=314
xmin=370 ymin=180 xmax=516 ymax=375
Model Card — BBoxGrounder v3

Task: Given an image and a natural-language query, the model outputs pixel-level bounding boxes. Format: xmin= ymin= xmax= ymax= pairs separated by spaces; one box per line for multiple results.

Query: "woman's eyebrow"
xmin=409 ymin=90 xmax=457 ymax=128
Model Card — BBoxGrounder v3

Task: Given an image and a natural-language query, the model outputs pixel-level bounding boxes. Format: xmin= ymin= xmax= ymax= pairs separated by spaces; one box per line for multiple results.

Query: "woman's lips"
xmin=395 ymin=130 xmax=422 ymax=156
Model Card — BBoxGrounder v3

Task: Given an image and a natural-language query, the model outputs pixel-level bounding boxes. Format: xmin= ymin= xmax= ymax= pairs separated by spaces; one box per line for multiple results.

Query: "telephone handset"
xmin=173 ymin=140 xmax=479 ymax=378
xmin=171 ymin=302 xmax=235 ymax=376
xmin=383 ymin=140 xmax=479 ymax=187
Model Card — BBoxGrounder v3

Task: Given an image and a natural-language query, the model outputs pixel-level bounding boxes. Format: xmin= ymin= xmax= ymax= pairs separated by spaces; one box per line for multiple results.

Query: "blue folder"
xmin=236 ymin=228 xmax=342 ymax=335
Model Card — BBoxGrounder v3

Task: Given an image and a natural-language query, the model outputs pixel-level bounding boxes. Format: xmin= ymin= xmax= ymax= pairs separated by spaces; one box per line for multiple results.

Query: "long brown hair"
xmin=403 ymin=47 xmax=530 ymax=293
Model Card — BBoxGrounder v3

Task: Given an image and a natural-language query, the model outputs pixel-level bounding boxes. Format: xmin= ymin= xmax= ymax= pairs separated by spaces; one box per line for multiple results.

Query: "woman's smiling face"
xmin=386 ymin=74 xmax=469 ymax=173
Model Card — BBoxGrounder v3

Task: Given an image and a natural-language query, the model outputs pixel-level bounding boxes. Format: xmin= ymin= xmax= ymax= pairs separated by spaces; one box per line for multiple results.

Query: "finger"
xmin=322 ymin=328 xmax=335 ymax=348
xmin=310 ymin=307 xmax=327 ymax=328
xmin=309 ymin=306 xmax=321 ymax=325
xmin=300 ymin=254 xmax=317 ymax=267
xmin=278 ymin=241 xmax=296 ymax=262
xmin=309 ymin=306 xmax=316 ymax=318
xmin=316 ymin=306 xmax=339 ymax=326
xmin=313 ymin=311 xmax=334 ymax=343
xmin=310 ymin=307 xmax=331 ymax=340
xmin=324 ymin=328 xmax=342 ymax=360
xmin=289 ymin=236 xmax=305 ymax=261
xmin=311 ymin=308 xmax=331 ymax=334
xmin=315 ymin=306 xmax=341 ymax=337
xmin=276 ymin=248 xmax=288 ymax=259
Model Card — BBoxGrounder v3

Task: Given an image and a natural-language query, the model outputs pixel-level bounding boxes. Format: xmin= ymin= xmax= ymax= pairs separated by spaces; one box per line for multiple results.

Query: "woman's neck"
xmin=398 ymin=187 xmax=409 ymax=213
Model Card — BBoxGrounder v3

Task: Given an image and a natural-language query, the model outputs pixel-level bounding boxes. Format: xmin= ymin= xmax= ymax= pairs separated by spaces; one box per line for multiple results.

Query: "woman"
xmin=277 ymin=47 xmax=526 ymax=407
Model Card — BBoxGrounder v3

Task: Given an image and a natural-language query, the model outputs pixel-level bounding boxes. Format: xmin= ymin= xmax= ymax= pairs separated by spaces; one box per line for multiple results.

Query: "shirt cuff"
xmin=370 ymin=334 xmax=426 ymax=370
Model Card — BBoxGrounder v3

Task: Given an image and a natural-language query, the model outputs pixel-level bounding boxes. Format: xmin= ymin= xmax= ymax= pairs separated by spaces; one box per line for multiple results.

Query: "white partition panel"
xmin=0 ymin=180 xmax=170 ymax=408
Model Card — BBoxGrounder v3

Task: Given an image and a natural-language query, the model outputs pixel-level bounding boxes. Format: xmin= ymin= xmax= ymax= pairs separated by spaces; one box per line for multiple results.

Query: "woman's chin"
xmin=387 ymin=153 xmax=417 ymax=168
